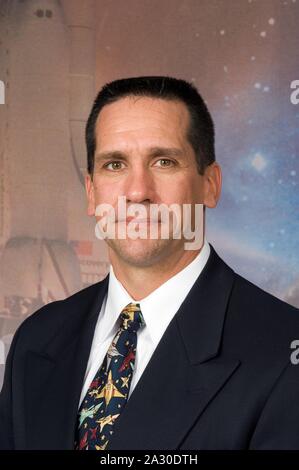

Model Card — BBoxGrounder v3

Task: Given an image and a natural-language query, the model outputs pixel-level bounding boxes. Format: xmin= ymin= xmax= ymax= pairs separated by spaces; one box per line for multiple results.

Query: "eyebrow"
xmin=95 ymin=147 xmax=185 ymax=164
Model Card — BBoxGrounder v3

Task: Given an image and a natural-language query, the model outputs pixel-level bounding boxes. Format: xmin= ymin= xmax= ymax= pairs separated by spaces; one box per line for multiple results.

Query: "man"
xmin=0 ymin=76 xmax=299 ymax=450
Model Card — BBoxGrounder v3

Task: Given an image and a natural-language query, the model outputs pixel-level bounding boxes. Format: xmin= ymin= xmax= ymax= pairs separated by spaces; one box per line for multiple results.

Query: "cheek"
xmin=187 ymin=175 xmax=204 ymax=201
xmin=158 ymin=178 xmax=201 ymax=205
xmin=93 ymin=181 xmax=120 ymax=205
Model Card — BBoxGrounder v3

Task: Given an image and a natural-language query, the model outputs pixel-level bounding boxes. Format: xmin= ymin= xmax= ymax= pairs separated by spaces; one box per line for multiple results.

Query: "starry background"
xmin=94 ymin=0 xmax=299 ymax=305
xmin=0 ymin=0 xmax=298 ymax=392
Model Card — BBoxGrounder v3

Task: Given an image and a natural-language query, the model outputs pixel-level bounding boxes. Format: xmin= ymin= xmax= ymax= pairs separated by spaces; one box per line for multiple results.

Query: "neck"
xmin=109 ymin=244 xmax=203 ymax=300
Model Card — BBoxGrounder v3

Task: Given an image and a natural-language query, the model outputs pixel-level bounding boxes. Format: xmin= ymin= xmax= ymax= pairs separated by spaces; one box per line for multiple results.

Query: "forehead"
xmin=95 ymin=96 xmax=191 ymax=148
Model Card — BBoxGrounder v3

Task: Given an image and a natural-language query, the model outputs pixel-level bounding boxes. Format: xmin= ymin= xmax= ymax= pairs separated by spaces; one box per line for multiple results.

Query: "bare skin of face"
xmin=85 ymin=96 xmax=221 ymax=300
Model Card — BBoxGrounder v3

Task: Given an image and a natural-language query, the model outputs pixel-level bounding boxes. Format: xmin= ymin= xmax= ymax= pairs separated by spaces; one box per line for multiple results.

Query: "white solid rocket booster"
xmin=0 ymin=0 xmax=96 ymax=329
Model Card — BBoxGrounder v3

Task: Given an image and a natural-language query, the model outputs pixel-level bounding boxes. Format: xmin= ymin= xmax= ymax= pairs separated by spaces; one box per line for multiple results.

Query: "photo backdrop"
xmin=0 ymin=0 xmax=298 ymax=388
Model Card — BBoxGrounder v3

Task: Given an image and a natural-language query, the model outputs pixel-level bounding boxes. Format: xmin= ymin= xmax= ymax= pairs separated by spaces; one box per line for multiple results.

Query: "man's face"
xmin=85 ymin=96 xmax=221 ymax=267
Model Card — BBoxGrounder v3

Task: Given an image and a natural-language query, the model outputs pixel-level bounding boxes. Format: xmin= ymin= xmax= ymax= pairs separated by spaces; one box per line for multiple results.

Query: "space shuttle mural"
xmin=0 ymin=0 xmax=109 ymax=355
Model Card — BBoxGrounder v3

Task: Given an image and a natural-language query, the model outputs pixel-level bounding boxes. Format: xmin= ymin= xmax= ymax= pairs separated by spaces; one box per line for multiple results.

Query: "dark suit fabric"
xmin=1 ymin=244 xmax=299 ymax=450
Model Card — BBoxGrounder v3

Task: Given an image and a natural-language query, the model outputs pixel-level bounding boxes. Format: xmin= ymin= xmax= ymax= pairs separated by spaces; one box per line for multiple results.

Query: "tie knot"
xmin=119 ymin=302 xmax=145 ymax=332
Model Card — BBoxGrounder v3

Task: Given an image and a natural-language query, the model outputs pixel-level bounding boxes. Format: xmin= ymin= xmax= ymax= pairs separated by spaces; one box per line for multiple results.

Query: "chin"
xmin=107 ymin=238 xmax=174 ymax=267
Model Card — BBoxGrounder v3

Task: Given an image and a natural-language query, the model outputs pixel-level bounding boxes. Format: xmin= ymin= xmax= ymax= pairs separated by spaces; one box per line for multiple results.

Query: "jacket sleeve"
xmin=0 ymin=326 xmax=22 ymax=450
xmin=249 ymin=362 xmax=299 ymax=449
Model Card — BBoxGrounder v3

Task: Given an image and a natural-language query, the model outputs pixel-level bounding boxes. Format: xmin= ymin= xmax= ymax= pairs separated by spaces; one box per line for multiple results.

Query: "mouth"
xmin=117 ymin=217 xmax=161 ymax=224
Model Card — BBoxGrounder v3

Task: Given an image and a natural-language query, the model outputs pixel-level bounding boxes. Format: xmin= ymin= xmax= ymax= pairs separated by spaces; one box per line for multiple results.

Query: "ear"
xmin=203 ymin=162 xmax=222 ymax=208
xmin=85 ymin=174 xmax=96 ymax=216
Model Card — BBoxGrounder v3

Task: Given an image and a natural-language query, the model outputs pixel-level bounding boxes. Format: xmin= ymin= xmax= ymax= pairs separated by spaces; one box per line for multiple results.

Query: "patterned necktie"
xmin=75 ymin=302 xmax=145 ymax=450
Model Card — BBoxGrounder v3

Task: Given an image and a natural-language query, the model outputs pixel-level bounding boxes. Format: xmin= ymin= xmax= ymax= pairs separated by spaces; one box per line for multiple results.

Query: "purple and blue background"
xmin=0 ymin=0 xmax=298 ymax=388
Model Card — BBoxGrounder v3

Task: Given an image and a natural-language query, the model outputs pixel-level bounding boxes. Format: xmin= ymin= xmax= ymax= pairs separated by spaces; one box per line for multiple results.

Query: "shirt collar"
xmin=104 ymin=240 xmax=211 ymax=344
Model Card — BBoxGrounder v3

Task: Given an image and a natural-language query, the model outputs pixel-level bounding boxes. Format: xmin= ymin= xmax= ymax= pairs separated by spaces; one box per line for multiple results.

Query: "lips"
xmin=127 ymin=218 xmax=149 ymax=223
xmin=116 ymin=216 xmax=160 ymax=223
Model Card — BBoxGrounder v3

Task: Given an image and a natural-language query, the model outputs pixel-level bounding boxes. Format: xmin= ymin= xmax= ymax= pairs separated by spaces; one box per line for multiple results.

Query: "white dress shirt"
xmin=79 ymin=240 xmax=211 ymax=407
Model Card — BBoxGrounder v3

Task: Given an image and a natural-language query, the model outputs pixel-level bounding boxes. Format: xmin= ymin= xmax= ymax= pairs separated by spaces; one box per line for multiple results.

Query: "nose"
xmin=124 ymin=165 xmax=155 ymax=205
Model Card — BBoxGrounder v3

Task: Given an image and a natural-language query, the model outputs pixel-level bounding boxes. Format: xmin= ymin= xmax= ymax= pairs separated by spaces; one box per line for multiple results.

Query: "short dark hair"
xmin=86 ymin=76 xmax=215 ymax=176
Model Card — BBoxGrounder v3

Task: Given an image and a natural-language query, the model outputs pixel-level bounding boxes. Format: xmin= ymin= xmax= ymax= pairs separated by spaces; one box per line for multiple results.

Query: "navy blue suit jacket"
xmin=1 ymin=244 xmax=299 ymax=449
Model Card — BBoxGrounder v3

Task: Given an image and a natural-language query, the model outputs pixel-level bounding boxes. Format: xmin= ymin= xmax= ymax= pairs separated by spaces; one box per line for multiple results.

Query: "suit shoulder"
xmin=222 ymin=272 xmax=299 ymax=366
xmin=231 ymin=272 xmax=299 ymax=331
xmin=234 ymin=273 xmax=297 ymax=310
xmin=16 ymin=276 xmax=108 ymax=336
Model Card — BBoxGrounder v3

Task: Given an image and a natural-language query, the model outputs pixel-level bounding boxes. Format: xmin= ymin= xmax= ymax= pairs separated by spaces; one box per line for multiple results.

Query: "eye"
xmin=154 ymin=158 xmax=175 ymax=168
xmin=104 ymin=161 xmax=125 ymax=171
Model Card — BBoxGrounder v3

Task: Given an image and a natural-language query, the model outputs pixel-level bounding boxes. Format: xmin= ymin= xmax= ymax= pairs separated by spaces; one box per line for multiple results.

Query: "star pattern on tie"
xmin=75 ymin=302 xmax=145 ymax=450
xmin=95 ymin=370 xmax=126 ymax=406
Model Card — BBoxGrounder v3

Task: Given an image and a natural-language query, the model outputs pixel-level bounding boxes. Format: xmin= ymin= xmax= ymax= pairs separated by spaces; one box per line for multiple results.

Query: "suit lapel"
xmin=107 ymin=322 xmax=240 ymax=450
xmin=24 ymin=275 xmax=109 ymax=450
xmin=108 ymin=245 xmax=241 ymax=450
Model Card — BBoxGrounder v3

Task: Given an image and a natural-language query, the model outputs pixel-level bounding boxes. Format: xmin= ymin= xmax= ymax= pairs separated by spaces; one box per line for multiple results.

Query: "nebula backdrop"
xmin=0 ymin=0 xmax=298 ymax=387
